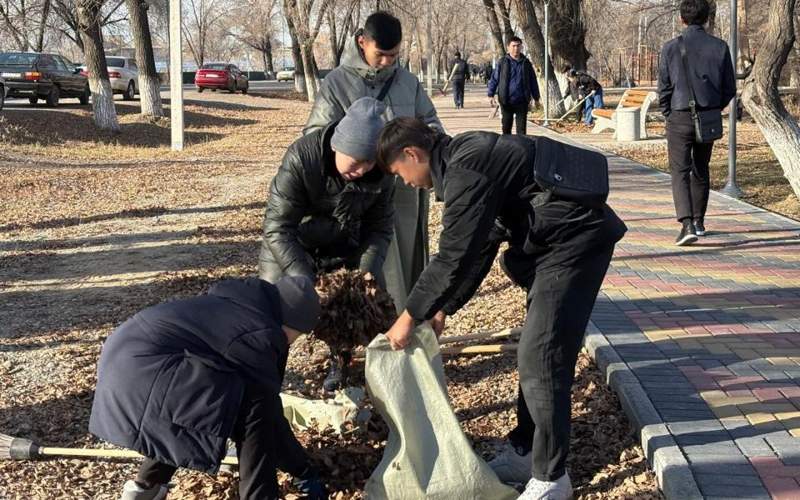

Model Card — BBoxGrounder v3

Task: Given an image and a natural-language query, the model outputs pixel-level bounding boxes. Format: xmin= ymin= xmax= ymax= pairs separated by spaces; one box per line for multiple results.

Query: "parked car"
xmin=0 ymin=52 xmax=89 ymax=107
xmin=0 ymin=76 xmax=5 ymax=111
xmin=276 ymin=67 xmax=295 ymax=82
xmin=79 ymin=56 xmax=139 ymax=100
xmin=195 ymin=63 xmax=248 ymax=94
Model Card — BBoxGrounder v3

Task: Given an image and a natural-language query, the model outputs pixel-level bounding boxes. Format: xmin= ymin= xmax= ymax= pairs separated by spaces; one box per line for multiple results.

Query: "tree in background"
xmin=326 ymin=0 xmax=359 ymax=67
xmin=228 ymin=0 xmax=281 ymax=75
xmin=741 ymin=0 xmax=800 ymax=199
xmin=182 ymin=0 xmax=226 ymax=67
xmin=76 ymin=0 xmax=120 ymax=131
xmin=126 ymin=0 xmax=163 ymax=117
xmin=284 ymin=0 xmax=332 ymax=101
xmin=482 ymin=0 xmax=508 ymax=59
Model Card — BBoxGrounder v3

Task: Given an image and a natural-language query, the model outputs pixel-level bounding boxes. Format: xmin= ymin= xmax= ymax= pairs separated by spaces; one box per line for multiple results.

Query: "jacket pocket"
xmin=160 ymin=352 xmax=244 ymax=438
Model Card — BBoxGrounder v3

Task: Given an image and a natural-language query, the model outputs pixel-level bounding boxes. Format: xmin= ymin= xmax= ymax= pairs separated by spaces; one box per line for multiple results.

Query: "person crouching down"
xmin=89 ymin=276 xmax=327 ymax=500
xmin=259 ymin=97 xmax=395 ymax=393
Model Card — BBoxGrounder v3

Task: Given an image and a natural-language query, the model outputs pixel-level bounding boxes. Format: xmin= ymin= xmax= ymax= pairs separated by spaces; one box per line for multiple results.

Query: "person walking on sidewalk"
xmin=449 ymin=51 xmax=470 ymax=109
xmin=90 ymin=276 xmax=326 ymax=500
xmin=377 ymin=118 xmax=626 ymax=500
xmin=260 ymin=97 xmax=394 ymax=392
xmin=658 ymin=0 xmax=736 ymax=246
xmin=488 ymin=36 xmax=541 ymax=135
xmin=563 ymin=66 xmax=604 ymax=125
xmin=304 ymin=10 xmax=441 ymax=324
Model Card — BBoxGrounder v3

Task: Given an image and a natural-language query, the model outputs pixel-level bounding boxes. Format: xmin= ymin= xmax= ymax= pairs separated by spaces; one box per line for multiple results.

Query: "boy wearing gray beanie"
xmin=259 ymin=97 xmax=395 ymax=392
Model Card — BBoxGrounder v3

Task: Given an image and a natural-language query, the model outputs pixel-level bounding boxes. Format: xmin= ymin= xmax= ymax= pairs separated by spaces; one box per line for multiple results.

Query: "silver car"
xmin=80 ymin=56 xmax=139 ymax=100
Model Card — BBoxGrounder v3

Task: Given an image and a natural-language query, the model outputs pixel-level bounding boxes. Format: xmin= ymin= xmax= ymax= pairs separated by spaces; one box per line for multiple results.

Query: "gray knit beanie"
xmin=275 ymin=276 xmax=321 ymax=333
xmin=331 ymin=97 xmax=387 ymax=161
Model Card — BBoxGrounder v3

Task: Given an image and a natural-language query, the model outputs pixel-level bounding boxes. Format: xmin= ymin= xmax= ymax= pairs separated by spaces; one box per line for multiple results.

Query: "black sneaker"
xmin=694 ymin=219 xmax=706 ymax=236
xmin=676 ymin=221 xmax=698 ymax=246
xmin=322 ymin=352 xmax=350 ymax=393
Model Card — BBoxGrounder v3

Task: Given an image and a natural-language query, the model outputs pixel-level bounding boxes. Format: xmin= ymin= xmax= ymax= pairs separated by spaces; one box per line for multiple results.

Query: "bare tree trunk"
xmin=77 ymin=0 xmax=120 ymax=132
xmin=126 ymin=0 xmax=163 ymax=118
xmin=741 ymin=0 xmax=800 ymax=199
xmin=513 ymin=0 xmax=565 ymax=116
xmin=497 ymin=0 xmax=514 ymax=43
xmin=284 ymin=4 xmax=306 ymax=93
xmin=707 ymin=0 xmax=717 ymax=34
xmin=300 ymin=42 xmax=318 ymax=101
xmin=37 ymin=0 xmax=52 ymax=51
xmin=550 ymin=0 xmax=590 ymax=70
xmin=482 ymin=0 xmax=506 ymax=59
xmin=264 ymin=38 xmax=275 ymax=74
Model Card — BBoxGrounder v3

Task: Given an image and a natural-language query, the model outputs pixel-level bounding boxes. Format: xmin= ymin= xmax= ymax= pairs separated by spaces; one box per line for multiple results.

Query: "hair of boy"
xmin=680 ymin=0 xmax=710 ymax=25
xmin=363 ymin=11 xmax=403 ymax=49
xmin=376 ymin=117 xmax=437 ymax=173
xmin=507 ymin=35 xmax=523 ymax=45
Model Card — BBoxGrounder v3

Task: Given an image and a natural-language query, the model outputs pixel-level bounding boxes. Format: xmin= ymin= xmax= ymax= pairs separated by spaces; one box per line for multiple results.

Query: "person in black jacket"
xmin=563 ymin=66 xmax=604 ymax=125
xmin=90 ymin=276 xmax=326 ymax=500
xmin=449 ymin=51 xmax=470 ymax=109
xmin=658 ymin=0 xmax=736 ymax=245
xmin=376 ymin=118 xmax=626 ymax=500
xmin=259 ymin=96 xmax=394 ymax=392
xmin=488 ymin=36 xmax=541 ymax=135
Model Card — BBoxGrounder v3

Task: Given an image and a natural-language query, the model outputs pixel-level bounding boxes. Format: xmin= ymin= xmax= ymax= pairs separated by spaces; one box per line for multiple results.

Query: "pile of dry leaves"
xmin=313 ymin=270 xmax=397 ymax=353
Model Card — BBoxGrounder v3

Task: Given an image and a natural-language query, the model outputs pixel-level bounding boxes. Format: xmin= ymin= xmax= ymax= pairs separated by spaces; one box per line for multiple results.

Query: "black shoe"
xmin=322 ymin=352 xmax=350 ymax=393
xmin=676 ymin=221 xmax=698 ymax=246
xmin=694 ymin=219 xmax=706 ymax=236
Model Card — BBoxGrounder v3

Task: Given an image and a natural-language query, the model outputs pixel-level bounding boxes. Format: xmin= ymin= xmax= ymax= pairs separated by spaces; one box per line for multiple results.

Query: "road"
xmin=2 ymin=79 xmax=294 ymax=109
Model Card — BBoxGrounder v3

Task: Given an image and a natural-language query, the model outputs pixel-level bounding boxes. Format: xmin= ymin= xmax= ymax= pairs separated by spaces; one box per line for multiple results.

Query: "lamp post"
xmin=169 ymin=0 xmax=183 ymax=151
xmin=721 ymin=0 xmax=743 ymax=198
xmin=543 ymin=0 xmax=550 ymax=127
xmin=426 ymin=0 xmax=433 ymax=96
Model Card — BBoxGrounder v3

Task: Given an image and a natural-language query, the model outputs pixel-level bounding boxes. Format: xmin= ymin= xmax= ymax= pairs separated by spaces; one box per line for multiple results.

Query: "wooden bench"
xmin=591 ymin=89 xmax=658 ymax=139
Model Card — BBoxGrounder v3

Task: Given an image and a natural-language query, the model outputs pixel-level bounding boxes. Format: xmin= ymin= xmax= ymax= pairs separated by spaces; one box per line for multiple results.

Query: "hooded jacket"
xmin=259 ymin=122 xmax=395 ymax=281
xmin=303 ymin=35 xmax=442 ymax=134
xmin=89 ymin=279 xmax=294 ymax=474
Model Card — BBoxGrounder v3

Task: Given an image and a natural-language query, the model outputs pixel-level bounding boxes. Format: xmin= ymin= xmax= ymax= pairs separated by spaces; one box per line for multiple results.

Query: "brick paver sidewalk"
xmin=435 ymin=87 xmax=800 ymax=499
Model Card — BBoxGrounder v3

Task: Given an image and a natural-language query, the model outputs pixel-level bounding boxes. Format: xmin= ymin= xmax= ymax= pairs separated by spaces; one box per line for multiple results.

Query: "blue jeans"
xmin=583 ymin=90 xmax=604 ymax=125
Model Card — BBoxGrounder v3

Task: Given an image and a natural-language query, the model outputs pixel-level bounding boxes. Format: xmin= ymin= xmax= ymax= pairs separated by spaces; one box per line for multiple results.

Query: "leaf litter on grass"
xmin=1 ymin=92 xmax=662 ymax=499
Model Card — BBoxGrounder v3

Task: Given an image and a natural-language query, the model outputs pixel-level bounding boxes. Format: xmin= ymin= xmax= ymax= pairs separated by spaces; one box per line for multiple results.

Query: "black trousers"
xmin=501 ymin=102 xmax=529 ymax=135
xmin=506 ymin=244 xmax=615 ymax=481
xmin=666 ymin=111 xmax=714 ymax=222
xmin=136 ymin=385 xmax=308 ymax=499
xmin=452 ymin=80 xmax=465 ymax=108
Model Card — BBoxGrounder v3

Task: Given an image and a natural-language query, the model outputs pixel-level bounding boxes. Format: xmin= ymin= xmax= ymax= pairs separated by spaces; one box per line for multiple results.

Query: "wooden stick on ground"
xmin=438 ymin=327 xmax=521 ymax=346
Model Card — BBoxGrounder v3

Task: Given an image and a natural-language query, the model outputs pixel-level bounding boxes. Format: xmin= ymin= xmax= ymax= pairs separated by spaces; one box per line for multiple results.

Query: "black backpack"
xmin=532 ymin=137 xmax=609 ymax=209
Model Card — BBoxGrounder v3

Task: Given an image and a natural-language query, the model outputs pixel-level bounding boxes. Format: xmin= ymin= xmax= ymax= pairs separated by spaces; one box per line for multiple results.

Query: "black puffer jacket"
xmin=259 ymin=122 xmax=395 ymax=282
xmin=405 ymin=131 xmax=627 ymax=321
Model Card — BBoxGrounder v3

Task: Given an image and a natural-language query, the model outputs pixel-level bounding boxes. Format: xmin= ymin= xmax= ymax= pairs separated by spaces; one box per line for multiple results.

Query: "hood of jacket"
xmin=340 ymin=34 xmax=397 ymax=83
xmin=207 ymin=277 xmax=284 ymax=326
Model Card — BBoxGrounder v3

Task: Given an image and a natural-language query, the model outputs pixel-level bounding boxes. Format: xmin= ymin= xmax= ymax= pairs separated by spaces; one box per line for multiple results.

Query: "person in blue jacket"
xmin=89 ymin=276 xmax=326 ymax=500
xmin=488 ymin=36 xmax=541 ymax=135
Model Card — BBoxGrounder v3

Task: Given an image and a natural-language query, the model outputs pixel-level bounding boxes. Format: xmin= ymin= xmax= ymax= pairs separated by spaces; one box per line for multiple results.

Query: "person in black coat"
xmin=376 ymin=118 xmax=626 ymax=500
xmin=89 ymin=276 xmax=326 ymax=500
xmin=449 ymin=51 xmax=470 ymax=109
xmin=658 ymin=0 xmax=736 ymax=245
xmin=562 ymin=66 xmax=604 ymax=125
xmin=259 ymin=96 xmax=394 ymax=392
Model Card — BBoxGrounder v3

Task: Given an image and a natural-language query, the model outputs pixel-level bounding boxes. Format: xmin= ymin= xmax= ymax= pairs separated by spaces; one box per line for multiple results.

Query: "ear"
xmin=357 ymin=35 xmax=366 ymax=50
xmin=402 ymin=146 xmax=418 ymax=163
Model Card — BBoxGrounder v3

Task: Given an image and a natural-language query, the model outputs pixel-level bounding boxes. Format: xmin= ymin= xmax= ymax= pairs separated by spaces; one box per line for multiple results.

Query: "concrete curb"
xmin=583 ymin=321 xmax=704 ymax=500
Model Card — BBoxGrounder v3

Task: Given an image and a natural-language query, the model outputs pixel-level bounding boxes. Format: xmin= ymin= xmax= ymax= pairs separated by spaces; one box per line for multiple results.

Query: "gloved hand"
xmin=292 ymin=467 xmax=327 ymax=500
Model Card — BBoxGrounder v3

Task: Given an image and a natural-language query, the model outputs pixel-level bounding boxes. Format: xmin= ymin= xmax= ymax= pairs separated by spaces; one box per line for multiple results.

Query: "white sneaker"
xmin=488 ymin=444 xmax=533 ymax=484
xmin=120 ymin=480 xmax=168 ymax=500
xmin=518 ymin=473 xmax=573 ymax=500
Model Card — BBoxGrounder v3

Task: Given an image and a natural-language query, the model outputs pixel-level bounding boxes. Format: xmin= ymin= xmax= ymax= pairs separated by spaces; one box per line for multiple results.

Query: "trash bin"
xmin=616 ymin=107 xmax=641 ymax=141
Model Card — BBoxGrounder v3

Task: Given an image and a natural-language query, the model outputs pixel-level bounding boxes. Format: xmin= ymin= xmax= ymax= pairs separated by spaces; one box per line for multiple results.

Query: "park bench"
xmin=591 ymin=89 xmax=658 ymax=139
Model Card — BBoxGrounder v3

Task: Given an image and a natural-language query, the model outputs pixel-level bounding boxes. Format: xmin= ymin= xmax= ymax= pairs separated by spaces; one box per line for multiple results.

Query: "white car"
xmin=79 ymin=56 xmax=139 ymax=100
xmin=276 ymin=67 xmax=295 ymax=82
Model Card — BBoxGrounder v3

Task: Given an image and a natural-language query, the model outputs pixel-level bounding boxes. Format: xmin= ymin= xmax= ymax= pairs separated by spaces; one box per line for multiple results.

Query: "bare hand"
xmin=385 ymin=310 xmax=416 ymax=350
xmin=489 ymin=97 xmax=497 ymax=108
xmin=429 ymin=311 xmax=447 ymax=337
